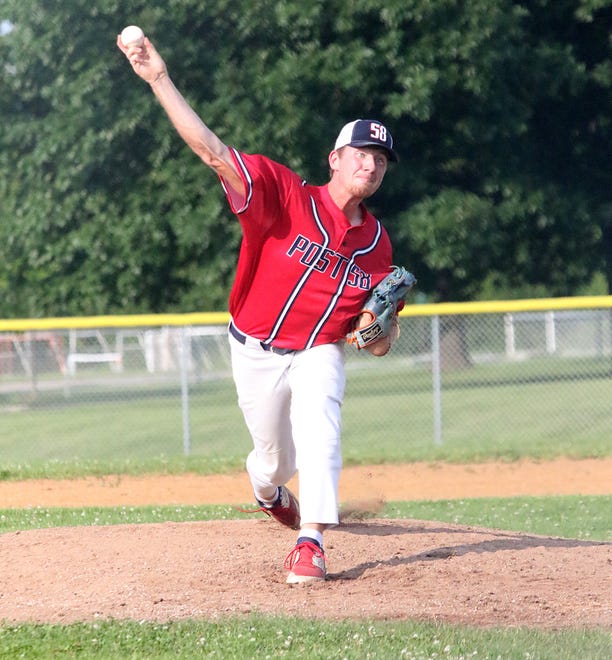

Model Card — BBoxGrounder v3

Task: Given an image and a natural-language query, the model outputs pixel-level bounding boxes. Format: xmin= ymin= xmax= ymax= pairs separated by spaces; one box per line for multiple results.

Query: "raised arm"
xmin=116 ymin=34 xmax=244 ymax=196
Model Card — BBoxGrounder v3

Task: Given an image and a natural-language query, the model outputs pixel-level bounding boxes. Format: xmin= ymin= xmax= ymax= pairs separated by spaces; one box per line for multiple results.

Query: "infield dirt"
xmin=1 ymin=458 xmax=610 ymax=628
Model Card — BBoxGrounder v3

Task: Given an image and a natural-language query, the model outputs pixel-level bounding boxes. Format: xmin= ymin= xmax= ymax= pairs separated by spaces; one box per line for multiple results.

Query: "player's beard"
xmin=349 ymin=176 xmax=382 ymax=200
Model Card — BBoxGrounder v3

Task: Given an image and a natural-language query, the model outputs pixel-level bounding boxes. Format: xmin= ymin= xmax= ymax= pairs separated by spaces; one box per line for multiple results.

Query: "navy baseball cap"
xmin=334 ymin=119 xmax=398 ymax=162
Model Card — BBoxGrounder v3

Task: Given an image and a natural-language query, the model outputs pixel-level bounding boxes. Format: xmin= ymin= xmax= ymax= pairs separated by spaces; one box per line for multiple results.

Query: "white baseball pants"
xmin=228 ymin=325 xmax=346 ymax=526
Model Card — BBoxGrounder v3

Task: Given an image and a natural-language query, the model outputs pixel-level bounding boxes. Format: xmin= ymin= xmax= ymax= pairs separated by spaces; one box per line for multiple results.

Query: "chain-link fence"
xmin=1 ymin=298 xmax=610 ymax=476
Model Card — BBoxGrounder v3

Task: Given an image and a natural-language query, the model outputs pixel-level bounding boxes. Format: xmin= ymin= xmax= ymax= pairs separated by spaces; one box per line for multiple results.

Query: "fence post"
xmin=545 ymin=311 xmax=557 ymax=354
xmin=504 ymin=313 xmax=516 ymax=358
xmin=431 ymin=315 xmax=443 ymax=445
xmin=179 ymin=326 xmax=191 ymax=456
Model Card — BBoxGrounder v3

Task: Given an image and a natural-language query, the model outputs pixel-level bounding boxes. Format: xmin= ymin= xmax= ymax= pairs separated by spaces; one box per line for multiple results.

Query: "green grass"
xmin=385 ymin=495 xmax=612 ymax=541
xmin=1 ymin=358 xmax=611 ymax=480
xmin=1 ymin=495 xmax=610 ymax=541
xmin=1 ymin=616 xmax=610 ymax=659
xmin=342 ymin=357 xmax=611 ymax=463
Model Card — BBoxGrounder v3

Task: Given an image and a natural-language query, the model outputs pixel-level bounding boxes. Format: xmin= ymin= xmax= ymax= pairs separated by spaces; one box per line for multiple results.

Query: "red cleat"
xmin=284 ymin=540 xmax=326 ymax=584
xmin=240 ymin=486 xmax=301 ymax=530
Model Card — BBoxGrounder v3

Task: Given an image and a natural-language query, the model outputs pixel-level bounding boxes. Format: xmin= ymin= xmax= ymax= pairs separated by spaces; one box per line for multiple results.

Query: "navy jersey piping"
xmin=263 ymin=194 xmax=330 ymax=345
xmin=265 ymin=195 xmax=384 ymax=349
xmin=304 ymin=220 xmax=383 ymax=349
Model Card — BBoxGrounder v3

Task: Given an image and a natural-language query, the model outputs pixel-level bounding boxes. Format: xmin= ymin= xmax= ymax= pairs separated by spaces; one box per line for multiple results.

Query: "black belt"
xmin=229 ymin=322 xmax=295 ymax=355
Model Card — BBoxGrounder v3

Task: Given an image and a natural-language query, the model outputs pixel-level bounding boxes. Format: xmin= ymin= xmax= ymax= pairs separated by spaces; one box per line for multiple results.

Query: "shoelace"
xmin=235 ymin=488 xmax=283 ymax=515
xmin=235 ymin=504 xmax=274 ymax=515
xmin=284 ymin=541 xmax=324 ymax=570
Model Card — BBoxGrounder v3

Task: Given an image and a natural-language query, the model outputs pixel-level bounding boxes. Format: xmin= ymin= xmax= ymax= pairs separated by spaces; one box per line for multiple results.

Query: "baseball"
xmin=120 ymin=25 xmax=144 ymax=47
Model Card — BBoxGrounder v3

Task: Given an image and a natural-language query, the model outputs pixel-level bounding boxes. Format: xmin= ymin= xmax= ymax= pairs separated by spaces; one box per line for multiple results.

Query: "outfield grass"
xmin=1 ymin=496 xmax=610 ymax=658
xmin=1 ymin=356 xmax=610 ymax=480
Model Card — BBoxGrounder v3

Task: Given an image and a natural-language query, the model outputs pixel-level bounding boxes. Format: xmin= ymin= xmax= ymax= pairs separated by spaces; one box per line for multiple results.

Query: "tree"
xmin=0 ymin=0 xmax=609 ymax=317
xmin=0 ymin=0 xmax=243 ymax=316
xmin=378 ymin=0 xmax=611 ymax=300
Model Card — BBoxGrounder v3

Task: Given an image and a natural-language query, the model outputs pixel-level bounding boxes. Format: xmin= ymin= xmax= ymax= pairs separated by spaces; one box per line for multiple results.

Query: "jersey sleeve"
xmin=219 ymin=149 xmax=302 ymax=232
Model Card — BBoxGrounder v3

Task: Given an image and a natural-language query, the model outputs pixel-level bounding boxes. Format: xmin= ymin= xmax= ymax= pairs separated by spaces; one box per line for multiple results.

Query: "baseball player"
xmin=118 ymin=34 xmax=401 ymax=583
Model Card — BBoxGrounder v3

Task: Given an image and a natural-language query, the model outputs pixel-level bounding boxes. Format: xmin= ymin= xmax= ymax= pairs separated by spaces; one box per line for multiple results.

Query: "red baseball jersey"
xmin=220 ymin=149 xmax=393 ymax=350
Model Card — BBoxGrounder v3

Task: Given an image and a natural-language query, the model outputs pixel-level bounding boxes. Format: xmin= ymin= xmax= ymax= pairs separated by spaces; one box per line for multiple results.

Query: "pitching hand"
xmin=116 ymin=35 xmax=167 ymax=85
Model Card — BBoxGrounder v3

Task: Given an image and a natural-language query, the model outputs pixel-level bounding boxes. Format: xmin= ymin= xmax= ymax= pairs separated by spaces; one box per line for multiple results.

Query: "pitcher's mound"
xmin=1 ymin=519 xmax=609 ymax=628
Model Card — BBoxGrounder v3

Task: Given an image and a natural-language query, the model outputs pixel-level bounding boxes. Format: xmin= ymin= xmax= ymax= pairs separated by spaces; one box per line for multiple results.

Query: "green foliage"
xmin=0 ymin=0 xmax=610 ymax=315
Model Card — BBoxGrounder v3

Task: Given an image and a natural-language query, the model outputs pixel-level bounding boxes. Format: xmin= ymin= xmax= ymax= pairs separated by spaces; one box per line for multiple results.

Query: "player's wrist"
xmin=150 ymin=71 xmax=168 ymax=86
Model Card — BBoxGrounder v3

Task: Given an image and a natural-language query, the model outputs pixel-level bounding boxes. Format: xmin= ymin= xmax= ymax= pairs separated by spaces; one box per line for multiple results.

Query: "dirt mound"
xmin=1 ymin=459 xmax=610 ymax=628
xmin=1 ymin=518 xmax=610 ymax=628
